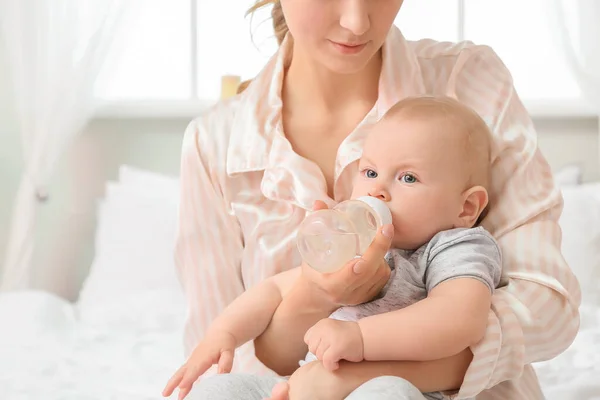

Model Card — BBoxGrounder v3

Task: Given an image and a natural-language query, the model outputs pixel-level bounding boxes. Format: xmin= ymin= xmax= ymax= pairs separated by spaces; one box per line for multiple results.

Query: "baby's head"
xmin=352 ymin=95 xmax=492 ymax=250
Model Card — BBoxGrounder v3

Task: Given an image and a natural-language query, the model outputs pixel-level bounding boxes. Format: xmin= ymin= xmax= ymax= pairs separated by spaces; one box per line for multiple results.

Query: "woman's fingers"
xmin=360 ymin=224 xmax=394 ymax=268
xmin=335 ymin=224 xmax=393 ymax=299
xmin=298 ymin=216 xmax=393 ymax=307
xmin=345 ymin=224 xmax=393 ymax=275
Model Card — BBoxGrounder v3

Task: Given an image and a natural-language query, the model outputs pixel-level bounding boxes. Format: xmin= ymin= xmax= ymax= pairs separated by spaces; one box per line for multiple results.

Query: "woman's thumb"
xmin=360 ymin=224 xmax=394 ymax=264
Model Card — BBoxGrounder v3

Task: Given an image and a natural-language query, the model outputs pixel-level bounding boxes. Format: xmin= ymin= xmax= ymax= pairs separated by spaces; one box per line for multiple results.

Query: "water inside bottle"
xmin=300 ymin=232 xmax=360 ymax=273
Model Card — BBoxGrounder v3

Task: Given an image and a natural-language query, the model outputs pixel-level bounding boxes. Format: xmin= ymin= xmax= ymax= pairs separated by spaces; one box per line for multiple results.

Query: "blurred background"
xmin=0 ymin=1 xmax=599 ymax=398
xmin=0 ymin=0 xmax=598 ymax=298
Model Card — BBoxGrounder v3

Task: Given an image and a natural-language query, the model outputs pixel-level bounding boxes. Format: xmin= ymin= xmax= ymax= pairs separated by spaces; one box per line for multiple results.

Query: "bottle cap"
xmin=356 ymin=196 xmax=393 ymax=226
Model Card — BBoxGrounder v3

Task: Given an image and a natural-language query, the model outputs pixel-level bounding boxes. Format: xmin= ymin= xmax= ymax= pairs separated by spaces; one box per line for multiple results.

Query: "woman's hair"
xmin=236 ymin=0 xmax=288 ymax=94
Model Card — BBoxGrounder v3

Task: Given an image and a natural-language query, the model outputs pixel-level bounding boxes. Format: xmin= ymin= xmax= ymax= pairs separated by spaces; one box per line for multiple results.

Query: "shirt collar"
xmin=226 ymin=35 xmax=289 ymax=176
xmin=226 ymin=25 xmax=425 ymax=177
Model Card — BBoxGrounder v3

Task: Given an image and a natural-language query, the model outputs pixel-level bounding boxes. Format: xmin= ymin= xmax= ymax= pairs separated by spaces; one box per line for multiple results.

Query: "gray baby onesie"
xmin=303 ymin=226 xmax=503 ymax=399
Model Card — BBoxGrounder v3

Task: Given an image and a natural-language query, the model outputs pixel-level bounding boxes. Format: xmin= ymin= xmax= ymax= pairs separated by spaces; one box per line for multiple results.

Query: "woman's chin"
xmin=320 ymin=48 xmax=378 ymax=75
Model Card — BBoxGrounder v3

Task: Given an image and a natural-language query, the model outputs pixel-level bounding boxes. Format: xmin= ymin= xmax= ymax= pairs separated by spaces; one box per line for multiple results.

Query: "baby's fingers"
xmin=162 ymin=367 xmax=185 ymax=397
xmin=177 ymin=386 xmax=191 ymax=400
xmin=322 ymin=349 xmax=340 ymax=371
xmin=218 ymin=349 xmax=234 ymax=374
xmin=303 ymin=325 xmax=315 ymax=346
xmin=268 ymin=381 xmax=290 ymax=400
xmin=178 ymin=359 xmax=212 ymax=390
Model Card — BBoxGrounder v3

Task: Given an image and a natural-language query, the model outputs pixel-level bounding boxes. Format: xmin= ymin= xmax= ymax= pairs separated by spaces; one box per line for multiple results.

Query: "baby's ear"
xmin=457 ymin=186 xmax=489 ymax=228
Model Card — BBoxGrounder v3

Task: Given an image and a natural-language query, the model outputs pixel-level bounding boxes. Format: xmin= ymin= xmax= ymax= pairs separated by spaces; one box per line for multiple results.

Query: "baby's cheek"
xmin=389 ymin=213 xmax=405 ymax=244
xmin=350 ymin=182 xmax=369 ymax=200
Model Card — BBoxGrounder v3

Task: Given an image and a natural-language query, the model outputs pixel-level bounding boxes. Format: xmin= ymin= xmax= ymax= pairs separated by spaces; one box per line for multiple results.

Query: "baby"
xmin=163 ymin=95 xmax=502 ymax=400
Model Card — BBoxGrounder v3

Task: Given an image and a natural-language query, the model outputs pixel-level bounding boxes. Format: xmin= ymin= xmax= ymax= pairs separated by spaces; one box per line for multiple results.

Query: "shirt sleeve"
xmin=174 ymin=116 xmax=245 ymax=358
xmin=424 ymin=228 xmax=502 ymax=294
xmin=448 ymin=46 xmax=582 ymax=398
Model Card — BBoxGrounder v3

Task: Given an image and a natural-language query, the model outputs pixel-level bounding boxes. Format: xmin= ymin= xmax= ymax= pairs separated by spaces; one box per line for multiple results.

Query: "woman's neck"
xmin=283 ymin=46 xmax=382 ymax=117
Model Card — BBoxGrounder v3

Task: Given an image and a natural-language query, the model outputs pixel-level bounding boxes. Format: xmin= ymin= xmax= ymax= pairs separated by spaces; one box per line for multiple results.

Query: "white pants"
xmin=187 ymin=373 xmax=446 ymax=399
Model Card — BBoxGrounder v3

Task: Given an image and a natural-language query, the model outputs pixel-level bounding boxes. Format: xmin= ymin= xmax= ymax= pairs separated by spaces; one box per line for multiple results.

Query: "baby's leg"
xmin=185 ymin=374 xmax=284 ymax=400
xmin=345 ymin=376 xmax=445 ymax=400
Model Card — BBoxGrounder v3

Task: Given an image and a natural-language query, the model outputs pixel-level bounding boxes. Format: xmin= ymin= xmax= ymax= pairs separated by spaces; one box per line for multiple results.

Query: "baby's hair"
xmin=237 ymin=0 xmax=287 ymax=94
xmin=382 ymin=95 xmax=493 ymax=194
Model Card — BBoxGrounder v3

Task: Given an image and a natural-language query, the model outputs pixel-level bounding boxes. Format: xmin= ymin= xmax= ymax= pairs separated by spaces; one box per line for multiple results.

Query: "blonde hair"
xmin=237 ymin=0 xmax=288 ymax=94
xmin=383 ymin=95 xmax=493 ymax=192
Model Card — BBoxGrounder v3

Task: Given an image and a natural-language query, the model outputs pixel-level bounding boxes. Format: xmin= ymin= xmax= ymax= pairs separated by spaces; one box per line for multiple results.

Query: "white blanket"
xmin=1 ymin=290 xmax=599 ymax=399
xmin=533 ymin=302 xmax=600 ymax=400
xmin=0 ymin=290 xmax=185 ymax=399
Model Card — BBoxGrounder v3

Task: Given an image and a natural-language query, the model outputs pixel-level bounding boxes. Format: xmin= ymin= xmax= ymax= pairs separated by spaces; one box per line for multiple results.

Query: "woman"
xmin=174 ymin=0 xmax=580 ymax=398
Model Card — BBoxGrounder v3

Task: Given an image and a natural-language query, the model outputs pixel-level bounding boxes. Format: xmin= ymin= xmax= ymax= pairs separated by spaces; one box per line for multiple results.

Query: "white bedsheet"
xmin=1 ymin=290 xmax=599 ymax=399
xmin=0 ymin=290 xmax=185 ymax=399
xmin=533 ymin=302 xmax=600 ymax=400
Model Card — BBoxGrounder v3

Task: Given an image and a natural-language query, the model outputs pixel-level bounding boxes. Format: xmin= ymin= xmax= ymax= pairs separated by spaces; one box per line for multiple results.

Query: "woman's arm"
xmin=448 ymin=46 xmax=581 ymax=398
xmin=175 ymin=117 xmax=246 ymax=357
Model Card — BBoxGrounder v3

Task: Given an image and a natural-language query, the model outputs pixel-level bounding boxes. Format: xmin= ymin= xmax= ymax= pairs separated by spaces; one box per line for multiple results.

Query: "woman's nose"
xmin=339 ymin=0 xmax=370 ymax=37
xmin=368 ymin=185 xmax=390 ymax=201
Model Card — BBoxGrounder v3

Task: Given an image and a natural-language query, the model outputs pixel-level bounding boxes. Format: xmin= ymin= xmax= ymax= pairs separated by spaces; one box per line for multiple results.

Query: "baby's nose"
xmin=368 ymin=187 xmax=390 ymax=201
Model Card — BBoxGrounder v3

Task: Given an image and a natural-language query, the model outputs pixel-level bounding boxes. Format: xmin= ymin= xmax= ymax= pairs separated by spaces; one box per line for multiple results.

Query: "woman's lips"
xmin=330 ymin=40 xmax=368 ymax=55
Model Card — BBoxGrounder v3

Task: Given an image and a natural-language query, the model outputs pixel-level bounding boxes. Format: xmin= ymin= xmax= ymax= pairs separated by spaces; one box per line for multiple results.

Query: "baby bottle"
xmin=296 ymin=196 xmax=393 ymax=273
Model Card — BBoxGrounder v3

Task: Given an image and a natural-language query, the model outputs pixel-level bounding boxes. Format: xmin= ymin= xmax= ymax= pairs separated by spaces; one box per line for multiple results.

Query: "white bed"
xmin=0 ymin=166 xmax=186 ymax=399
xmin=1 ymin=165 xmax=599 ymax=399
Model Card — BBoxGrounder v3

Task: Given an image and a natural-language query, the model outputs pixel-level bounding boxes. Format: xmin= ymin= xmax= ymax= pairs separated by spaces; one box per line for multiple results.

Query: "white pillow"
xmin=558 ymin=182 xmax=600 ymax=304
xmin=118 ymin=164 xmax=180 ymax=198
xmin=554 ymin=164 xmax=583 ymax=187
xmin=77 ymin=165 xmax=184 ymax=324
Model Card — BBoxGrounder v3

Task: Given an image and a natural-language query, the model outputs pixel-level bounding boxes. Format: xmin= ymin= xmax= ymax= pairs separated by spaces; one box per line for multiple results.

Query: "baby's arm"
xmin=209 ymin=266 xmax=301 ymax=345
xmin=163 ymin=267 xmax=300 ymax=398
xmin=359 ymin=228 xmax=502 ymax=362
xmin=358 ymin=278 xmax=491 ymax=361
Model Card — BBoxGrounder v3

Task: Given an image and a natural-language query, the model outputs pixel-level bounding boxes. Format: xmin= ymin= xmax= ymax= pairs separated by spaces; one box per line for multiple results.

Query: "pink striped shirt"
xmin=174 ymin=26 xmax=581 ymax=399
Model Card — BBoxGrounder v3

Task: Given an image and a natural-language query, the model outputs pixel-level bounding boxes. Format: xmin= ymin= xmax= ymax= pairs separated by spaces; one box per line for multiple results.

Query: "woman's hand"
xmin=300 ymin=200 xmax=394 ymax=307
xmin=254 ymin=200 xmax=394 ymax=375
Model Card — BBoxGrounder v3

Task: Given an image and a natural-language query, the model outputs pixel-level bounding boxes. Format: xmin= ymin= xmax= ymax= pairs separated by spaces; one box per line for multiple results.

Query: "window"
xmin=95 ymin=0 xmax=278 ymax=101
xmin=96 ymin=0 xmax=193 ymax=100
xmin=95 ymin=0 xmax=584 ymax=115
xmin=462 ymin=0 xmax=580 ymax=101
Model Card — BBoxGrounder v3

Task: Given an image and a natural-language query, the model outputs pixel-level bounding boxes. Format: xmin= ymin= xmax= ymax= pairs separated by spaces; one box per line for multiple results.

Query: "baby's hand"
xmin=162 ymin=331 xmax=236 ymax=399
xmin=303 ymin=319 xmax=364 ymax=371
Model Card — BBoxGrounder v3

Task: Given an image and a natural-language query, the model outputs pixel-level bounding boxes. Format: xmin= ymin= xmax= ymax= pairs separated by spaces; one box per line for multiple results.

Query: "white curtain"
xmin=0 ymin=0 xmax=129 ymax=291
xmin=547 ymin=0 xmax=600 ymax=110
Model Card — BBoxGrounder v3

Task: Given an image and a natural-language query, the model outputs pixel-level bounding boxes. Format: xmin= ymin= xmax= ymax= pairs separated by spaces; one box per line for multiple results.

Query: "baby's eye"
xmin=400 ymin=173 xmax=417 ymax=184
xmin=364 ymin=169 xmax=378 ymax=179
